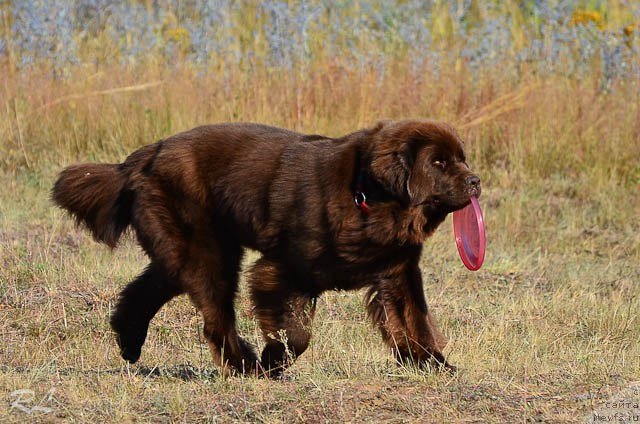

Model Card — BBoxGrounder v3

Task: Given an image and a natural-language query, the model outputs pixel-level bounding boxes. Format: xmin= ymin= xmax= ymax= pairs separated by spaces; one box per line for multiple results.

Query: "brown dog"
xmin=52 ymin=120 xmax=480 ymax=376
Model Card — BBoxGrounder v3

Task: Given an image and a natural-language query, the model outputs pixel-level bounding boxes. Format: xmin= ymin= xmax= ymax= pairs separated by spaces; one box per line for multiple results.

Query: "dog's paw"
xmin=429 ymin=351 xmax=458 ymax=374
xmin=438 ymin=360 xmax=458 ymax=374
xmin=110 ymin=318 xmax=149 ymax=363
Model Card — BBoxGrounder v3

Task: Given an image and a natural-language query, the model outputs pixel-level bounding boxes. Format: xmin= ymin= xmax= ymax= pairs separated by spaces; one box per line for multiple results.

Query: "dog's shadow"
xmin=132 ymin=364 xmax=219 ymax=381
xmin=0 ymin=364 xmax=220 ymax=382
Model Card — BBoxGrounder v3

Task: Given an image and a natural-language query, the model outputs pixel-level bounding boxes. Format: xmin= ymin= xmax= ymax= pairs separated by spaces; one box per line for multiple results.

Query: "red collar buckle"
xmin=354 ymin=191 xmax=370 ymax=215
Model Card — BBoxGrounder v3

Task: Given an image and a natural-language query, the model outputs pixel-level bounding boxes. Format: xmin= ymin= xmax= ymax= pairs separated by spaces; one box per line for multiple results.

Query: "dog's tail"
xmin=52 ymin=163 xmax=132 ymax=248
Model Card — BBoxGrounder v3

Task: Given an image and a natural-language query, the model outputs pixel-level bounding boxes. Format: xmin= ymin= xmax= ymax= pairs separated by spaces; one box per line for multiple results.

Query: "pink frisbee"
xmin=452 ymin=196 xmax=485 ymax=271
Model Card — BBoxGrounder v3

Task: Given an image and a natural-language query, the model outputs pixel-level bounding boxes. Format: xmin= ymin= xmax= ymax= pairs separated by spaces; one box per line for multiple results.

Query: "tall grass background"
xmin=0 ymin=1 xmax=639 ymax=421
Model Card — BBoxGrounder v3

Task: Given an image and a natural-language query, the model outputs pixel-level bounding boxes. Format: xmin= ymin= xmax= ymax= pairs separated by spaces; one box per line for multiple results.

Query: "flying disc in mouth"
xmin=452 ymin=196 xmax=485 ymax=271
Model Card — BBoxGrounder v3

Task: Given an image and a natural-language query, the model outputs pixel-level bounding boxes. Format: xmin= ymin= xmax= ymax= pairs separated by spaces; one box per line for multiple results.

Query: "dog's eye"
xmin=433 ymin=160 xmax=447 ymax=170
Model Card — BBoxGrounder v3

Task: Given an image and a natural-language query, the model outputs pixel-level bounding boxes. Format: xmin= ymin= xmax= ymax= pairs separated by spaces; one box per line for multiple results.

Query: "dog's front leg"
xmin=365 ymin=265 xmax=455 ymax=372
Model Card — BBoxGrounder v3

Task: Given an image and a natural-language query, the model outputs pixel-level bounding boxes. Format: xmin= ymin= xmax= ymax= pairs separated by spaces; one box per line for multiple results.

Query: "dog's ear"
xmin=368 ymin=122 xmax=419 ymax=203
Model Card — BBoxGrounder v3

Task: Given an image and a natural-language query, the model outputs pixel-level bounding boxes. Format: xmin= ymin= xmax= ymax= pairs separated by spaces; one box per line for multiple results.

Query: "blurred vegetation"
xmin=0 ymin=1 xmax=638 ymax=76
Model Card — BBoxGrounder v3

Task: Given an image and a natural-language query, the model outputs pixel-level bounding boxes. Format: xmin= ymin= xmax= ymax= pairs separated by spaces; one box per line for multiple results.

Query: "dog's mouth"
xmin=420 ymin=189 xmax=480 ymax=214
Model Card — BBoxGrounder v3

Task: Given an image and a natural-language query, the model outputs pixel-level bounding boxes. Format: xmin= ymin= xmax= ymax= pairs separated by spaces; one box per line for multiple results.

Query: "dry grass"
xmin=0 ymin=62 xmax=639 ymax=422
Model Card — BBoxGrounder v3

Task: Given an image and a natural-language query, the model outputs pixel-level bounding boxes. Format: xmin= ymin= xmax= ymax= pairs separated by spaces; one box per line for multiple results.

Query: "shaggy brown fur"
xmin=52 ymin=120 xmax=481 ymax=377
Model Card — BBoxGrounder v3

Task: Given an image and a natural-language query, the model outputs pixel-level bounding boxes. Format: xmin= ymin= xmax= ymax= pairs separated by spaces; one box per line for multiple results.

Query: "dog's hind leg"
xmin=249 ymin=258 xmax=317 ymax=378
xmin=123 ymin=178 xmax=257 ymax=374
xmin=110 ymin=262 xmax=183 ymax=363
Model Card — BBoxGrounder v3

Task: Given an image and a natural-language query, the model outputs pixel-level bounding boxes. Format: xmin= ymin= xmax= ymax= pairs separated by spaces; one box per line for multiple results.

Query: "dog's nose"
xmin=466 ymin=175 xmax=480 ymax=187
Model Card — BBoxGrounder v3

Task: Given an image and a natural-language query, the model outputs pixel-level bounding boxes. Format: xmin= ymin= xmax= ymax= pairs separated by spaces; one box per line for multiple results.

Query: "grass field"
xmin=1 ymin=1 xmax=640 ymax=422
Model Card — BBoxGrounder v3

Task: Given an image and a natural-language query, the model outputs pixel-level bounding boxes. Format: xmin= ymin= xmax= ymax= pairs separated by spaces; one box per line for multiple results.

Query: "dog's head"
xmin=367 ymin=119 xmax=481 ymax=216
